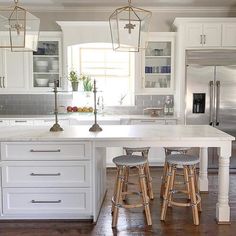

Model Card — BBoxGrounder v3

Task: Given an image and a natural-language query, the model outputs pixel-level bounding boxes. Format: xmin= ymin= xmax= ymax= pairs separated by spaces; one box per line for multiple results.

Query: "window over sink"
xmin=68 ymin=43 xmax=135 ymax=106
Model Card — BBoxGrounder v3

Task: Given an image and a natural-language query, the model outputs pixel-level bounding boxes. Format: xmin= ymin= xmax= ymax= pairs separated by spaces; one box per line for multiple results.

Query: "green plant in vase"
xmin=80 ymin=75 xmax=93 ymax=94
xmin=68 ymin=70 xmax=79 ymax=91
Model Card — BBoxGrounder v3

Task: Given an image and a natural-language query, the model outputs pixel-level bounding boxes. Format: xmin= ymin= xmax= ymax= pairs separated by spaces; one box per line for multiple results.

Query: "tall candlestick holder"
xmin=50 ymin=80 xmax=64 ymax=132
xmin=89 ymin=80 xmax=102 ymax=132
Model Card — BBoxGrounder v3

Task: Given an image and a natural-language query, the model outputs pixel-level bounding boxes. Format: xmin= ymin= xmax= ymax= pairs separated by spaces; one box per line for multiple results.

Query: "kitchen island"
xmin=0 ymin=125 xmax=234 ymax=223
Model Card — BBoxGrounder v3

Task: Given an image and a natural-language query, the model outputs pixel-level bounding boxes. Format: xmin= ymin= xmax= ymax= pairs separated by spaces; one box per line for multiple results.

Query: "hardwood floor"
xmin=0 ymin=167 xmax=236 ymax=236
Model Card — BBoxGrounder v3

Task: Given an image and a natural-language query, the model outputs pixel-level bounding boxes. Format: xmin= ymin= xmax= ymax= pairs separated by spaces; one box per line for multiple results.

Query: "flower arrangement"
xmin=80 ymin=75 xmax=93 ymax=92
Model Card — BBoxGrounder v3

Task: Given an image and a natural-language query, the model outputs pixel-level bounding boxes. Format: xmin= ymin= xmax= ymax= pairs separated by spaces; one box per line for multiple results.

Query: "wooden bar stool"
xmin=160 ymin=154 xmax=202 ymax=225
xmin=160 ymin=147 xmax=191 ymax=198
xmin=111 ymin=155 xmax=152 ymax=228
xmin=123 ymin=147 xmax=154 ymax=200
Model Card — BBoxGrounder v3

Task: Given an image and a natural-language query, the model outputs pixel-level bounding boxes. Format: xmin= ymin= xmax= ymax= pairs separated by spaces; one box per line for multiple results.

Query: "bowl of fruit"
xmin=67 ymin=106 xmax=93 ymax=113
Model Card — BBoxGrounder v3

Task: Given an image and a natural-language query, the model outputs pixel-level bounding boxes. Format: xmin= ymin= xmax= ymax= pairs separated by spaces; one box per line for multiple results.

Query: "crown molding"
xmin=27 ymin=6 xmax=236 ymax=13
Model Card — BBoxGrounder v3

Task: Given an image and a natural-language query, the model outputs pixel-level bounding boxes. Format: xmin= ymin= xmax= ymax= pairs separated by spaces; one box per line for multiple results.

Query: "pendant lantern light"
xmin=0 ymin=0 xmax=40 ymax=52
xmin=109 ymin=0 xmax=151 ymax=52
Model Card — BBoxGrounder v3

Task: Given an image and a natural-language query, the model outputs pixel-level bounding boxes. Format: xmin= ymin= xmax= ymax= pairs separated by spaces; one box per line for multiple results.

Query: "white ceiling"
xmin=0 ymin=0 xmax=236 ymax=10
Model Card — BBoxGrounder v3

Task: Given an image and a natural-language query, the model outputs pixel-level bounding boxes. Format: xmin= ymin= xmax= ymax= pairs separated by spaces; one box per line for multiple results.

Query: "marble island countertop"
xmin=0 ymin=113 xmax=178 ymax=121
xmin=0 ymin=125 xmax=233 ymax=142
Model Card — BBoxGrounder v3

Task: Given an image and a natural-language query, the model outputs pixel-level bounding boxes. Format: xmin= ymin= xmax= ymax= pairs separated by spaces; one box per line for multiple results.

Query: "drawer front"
xmin=1 ymin=142 xmax=92 ymax=160
xmin=165 ymin=119 xmax=177 ymax=125
xmin=3 ymin=188 xmax=92 ymax=215
xmin=9 ymin=120 xmax=34 ymax=126
xmin=130 ymin=119 xmax=165 ymax=125
xmin=34 ymin=119 xmax=69 ymax=126
xmin=2 ymin=161 xmax=91 ymax=187
xmin=0 ymin=120 xmax=10 ymax=126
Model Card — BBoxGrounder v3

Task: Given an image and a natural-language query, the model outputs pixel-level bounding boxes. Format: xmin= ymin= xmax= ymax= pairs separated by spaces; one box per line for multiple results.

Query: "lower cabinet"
xmin=0 ymin=141 xmax=93 ymax=219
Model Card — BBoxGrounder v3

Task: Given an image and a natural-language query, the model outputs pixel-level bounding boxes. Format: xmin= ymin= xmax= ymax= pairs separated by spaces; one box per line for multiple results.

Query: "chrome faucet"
xmin=97 ymin=95 xmax=104 ymax=114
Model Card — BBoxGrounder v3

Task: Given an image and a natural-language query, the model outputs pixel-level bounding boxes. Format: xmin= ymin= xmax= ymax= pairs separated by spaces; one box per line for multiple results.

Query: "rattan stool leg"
xmin=188 ymin=166 xmax=199 ymax=225
xmin=183 ymin=166 xmax=191 ymax=200
xmin=168 ymin=165 xmax=176 ymax=207
xmin=111 ymin=167 xmax=119 ymax=214
xmin=138 ymin=165 xmax=152 ymax=226
xmin=144 ymin=162 xmax=154 ymax=200
xmin=161 ymin=164 xmax=174 ymax=221
xmin=194 ymin=167 xmax=202 ymax=212
xmin=112 ymin=166 xmax=125 ymax=228
xmin=122 ymin=167 xmax=130 ymax=201
xmin=160 ymin=160 xmax=168 ymax=198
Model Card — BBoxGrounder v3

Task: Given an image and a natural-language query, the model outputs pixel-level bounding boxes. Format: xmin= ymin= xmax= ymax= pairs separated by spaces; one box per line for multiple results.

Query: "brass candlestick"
xmin=50 ymin=80 xmax=63 ymax=132
xmin=89 ymin=80 xmax=102 ymax=132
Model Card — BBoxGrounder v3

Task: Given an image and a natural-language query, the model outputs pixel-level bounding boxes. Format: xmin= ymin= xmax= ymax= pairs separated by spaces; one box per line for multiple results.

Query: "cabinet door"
xmin=139 ymin=32 xmax=175 ymax=94
xmin=0 ymin=48 xmax=29 ymax=90
xmin=30 ymin=34 xmax=62 ymax=91
xmin=185 ymin=23 xmax=203 ymax=47
xmin=222 ymin=23 xmax=236 ymax=47
xmin=203 ymin=23 xmax=222 ymax=47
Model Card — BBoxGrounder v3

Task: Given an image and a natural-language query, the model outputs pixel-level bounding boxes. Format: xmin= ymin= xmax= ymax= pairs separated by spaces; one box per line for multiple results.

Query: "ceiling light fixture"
xmin=109 ymin=0 xmax=152 ymax=52
xmin=0 ymin=0 xmax=40 ymax=52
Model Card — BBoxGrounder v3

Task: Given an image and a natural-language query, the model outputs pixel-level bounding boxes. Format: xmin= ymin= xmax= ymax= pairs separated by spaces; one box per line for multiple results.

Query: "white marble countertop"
xmin=0 ymin=114 xmax=178 ymax=121
xmin=0 ymin=125 xmax=233 ymax=142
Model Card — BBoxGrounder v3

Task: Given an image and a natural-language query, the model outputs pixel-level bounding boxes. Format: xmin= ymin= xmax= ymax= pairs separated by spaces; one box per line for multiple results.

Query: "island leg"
xmin=199 ymin=147 xmax=208 ymax=192
xmin=216 ymin=144 xmax=231 ymax=223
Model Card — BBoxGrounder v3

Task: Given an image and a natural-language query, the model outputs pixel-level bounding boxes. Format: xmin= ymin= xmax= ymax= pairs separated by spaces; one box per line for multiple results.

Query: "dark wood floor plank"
xmin=0 ymin=167 xmax=235 ymax=236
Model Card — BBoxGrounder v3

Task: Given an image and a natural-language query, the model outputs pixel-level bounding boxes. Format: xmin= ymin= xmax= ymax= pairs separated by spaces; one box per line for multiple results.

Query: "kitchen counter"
xmin=0 ymin=114 xmax=178 ymax=119
xmin=0 ymin=124 xmax=234 ymax=223
xmin=0 ymin=124 xmax=232 ymax=141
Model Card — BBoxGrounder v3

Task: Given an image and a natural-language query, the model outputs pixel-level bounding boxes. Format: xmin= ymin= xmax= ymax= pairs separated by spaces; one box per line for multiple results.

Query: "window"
xmin=68 ymin=43 xmax=135 ymax=106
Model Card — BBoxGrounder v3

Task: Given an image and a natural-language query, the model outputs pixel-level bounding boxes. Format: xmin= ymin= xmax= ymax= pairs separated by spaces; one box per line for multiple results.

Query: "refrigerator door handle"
xmin=215 ymin=80 xmax=220 ymax=126
xmin=209 ymin=80 xmax=214 ymax=126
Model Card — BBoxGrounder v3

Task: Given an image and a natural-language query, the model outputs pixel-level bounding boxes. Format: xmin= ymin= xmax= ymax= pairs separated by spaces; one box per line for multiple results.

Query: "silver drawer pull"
xmin=31 ymin=200 xmax=61 ymax=204
xmin=30 ymin=149 xmax=61 ymax=153
xmin=30 ymin=173 xmax=61 ymax=176
xmin=15 ymin=120 xmax=27 ymax=123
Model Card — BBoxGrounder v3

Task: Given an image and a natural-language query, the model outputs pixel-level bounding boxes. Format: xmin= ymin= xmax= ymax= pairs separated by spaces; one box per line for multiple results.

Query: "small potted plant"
xmin=80 ymin=75 xmax=93 ymax=95
xmin=68 ymin=70 xmax=79 ymax=91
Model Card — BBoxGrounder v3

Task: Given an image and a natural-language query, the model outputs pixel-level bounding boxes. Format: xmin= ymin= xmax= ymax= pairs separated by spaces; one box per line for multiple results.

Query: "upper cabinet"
xmin=222 ymin=23 xmax=236 ymax=47
xmin=174 ymin=18 xmax=236 ymax=49
xmin=185 ymin=23 xmax=221 ymax=47
xmin=29 ymin=32 xmax=62 ymax=91
xmin=0 ymin=40 xmax=30 ymax=91
xmin=137 ymin=32 xmax=175 ymax=94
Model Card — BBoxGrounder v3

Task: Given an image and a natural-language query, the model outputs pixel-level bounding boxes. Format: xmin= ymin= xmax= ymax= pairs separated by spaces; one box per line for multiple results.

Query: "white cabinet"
xmin=29 ymin=32 xmax=62 ymax=91
xmin=0 ymin=45 xmax=29 ymax=91
xmin=222 ymin=23 xmax=236 ymax=46
xmin=0 ymin=141 xmax=93 ymax=218
xmin=185 ymin=23 xmax=221 ymax=47
xmin=137 ymin=32 xmax=175 ymax=94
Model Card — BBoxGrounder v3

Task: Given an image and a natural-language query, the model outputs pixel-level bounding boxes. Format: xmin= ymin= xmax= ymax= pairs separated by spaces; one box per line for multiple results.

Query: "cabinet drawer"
xmin=9 ymin=120 xmax=34 ymax=125
xmin=34 ymin=119 xmax=69 ymax=126
xmin=130 ymin=119 xmax=165 ymax=125
xmin=0 ymin=120 xmax=10 ymax=126
xmin=165 ymin=119 xmax=177 ymax=125
xmin=2 ymin=161 xmax=91 ymax=187
xmin=3 ymin=188 xmax=92 ymax=215
xmin=1 ymin=142 xmax=92 ymax=160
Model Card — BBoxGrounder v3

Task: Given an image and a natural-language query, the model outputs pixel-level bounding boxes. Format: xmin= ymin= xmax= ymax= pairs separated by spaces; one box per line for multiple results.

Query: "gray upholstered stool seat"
xmin=166 ymin=154 xmax=199 ymax=166
xmin=113 ymin=155 xmax=147 ymax=166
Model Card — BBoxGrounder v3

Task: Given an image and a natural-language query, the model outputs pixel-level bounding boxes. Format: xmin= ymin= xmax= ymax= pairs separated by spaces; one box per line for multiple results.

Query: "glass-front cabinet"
xmin=139 ymin=32 xmax=175 ymax=94
xmin=30 ymin=32 xmax=62 ymax=90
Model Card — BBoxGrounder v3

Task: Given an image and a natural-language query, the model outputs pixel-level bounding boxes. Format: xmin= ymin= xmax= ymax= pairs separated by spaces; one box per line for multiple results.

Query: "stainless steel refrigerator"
xmin=185 ymin=50 xmax=236 ymax=168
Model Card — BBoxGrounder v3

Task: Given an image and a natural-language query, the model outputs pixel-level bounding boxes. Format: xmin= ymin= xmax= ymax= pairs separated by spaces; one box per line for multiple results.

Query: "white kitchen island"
xmin=0 ymin=125 xmax=234 ymax=224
